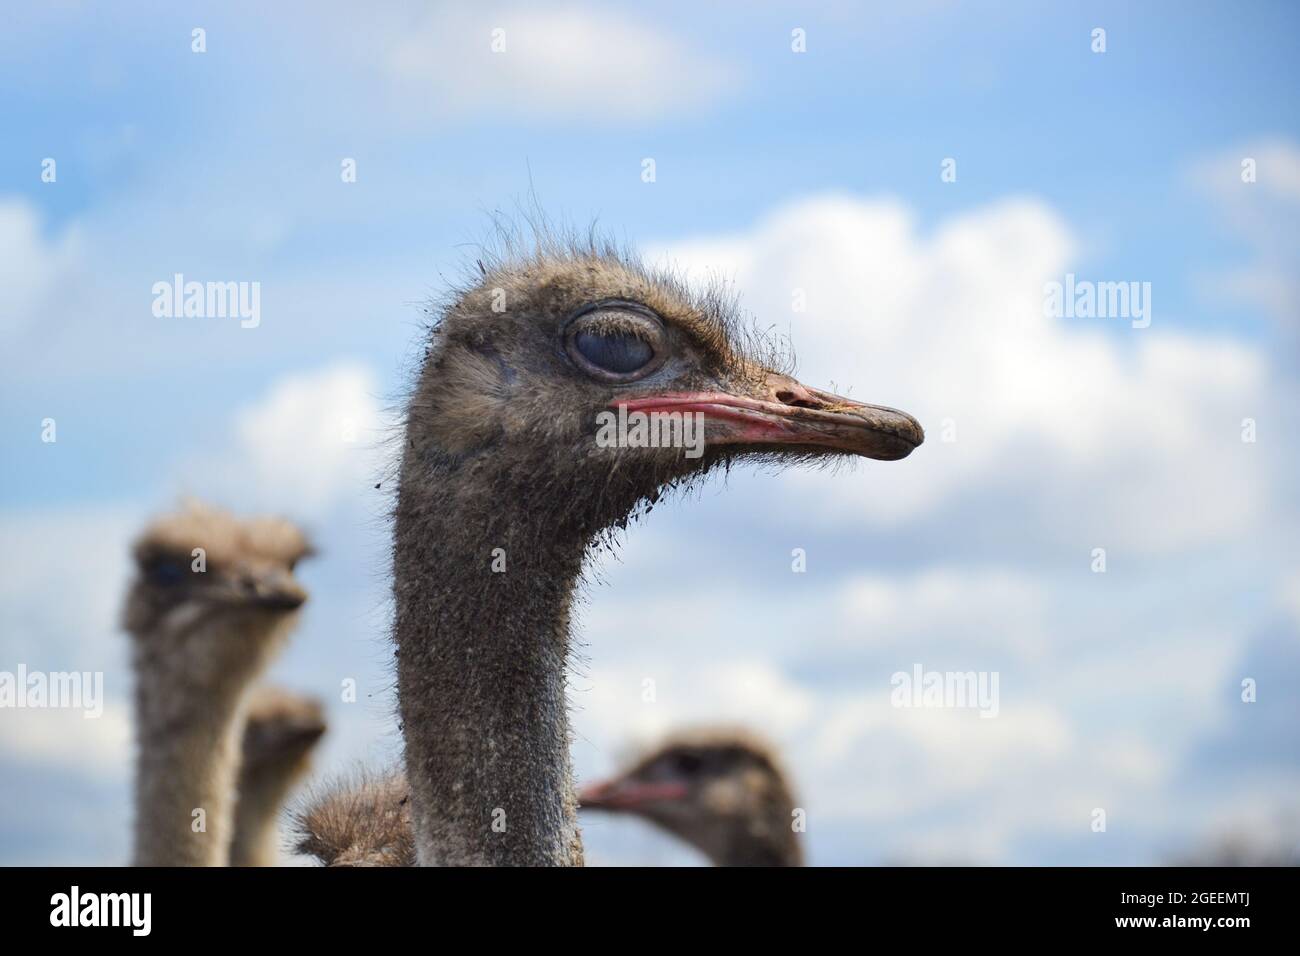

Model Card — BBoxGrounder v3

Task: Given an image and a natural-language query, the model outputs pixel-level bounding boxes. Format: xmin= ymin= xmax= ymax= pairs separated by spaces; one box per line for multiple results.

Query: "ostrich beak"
xmin=244 ymin=570 xmax=308 ymax=611
xmin=578 ymin=778 xmax=689 ymax=811
xmin=281 ymin=722 xmax=328 ymax=752
xmin=614 ymin=372 xmax=924 ymax=461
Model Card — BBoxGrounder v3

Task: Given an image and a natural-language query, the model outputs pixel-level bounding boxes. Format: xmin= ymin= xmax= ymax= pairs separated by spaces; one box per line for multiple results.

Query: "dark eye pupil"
xmin=574 ymin=330 xmax=653 ymax=374
xmin=674 ymin=753 xmax=703 ymax=775
xmin=148 ymin=562 xmax=185 ymax=586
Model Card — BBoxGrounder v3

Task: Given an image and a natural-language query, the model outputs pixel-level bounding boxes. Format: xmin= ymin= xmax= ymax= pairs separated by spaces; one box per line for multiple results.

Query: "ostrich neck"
xmin=229 ymin=763 xmax=299 ymax=867
xmin=715 ymin=821 xmax=804 ymax=867
xmin=131 ymin=665 xmax=247 ymax=867
xmin=228 ymin=800 xmax=278 ymax=867
xmin=394 ymin=454 xmax=597 ymax=866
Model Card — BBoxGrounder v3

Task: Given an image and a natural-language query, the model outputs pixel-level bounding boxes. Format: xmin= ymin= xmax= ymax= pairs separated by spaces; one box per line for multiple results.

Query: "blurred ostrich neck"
xmin=394 ymin=449 xmax=619 ymax=866
xmin=717 ymin=818 xmax=804 ymax=867
xmin=230 ymin=766 xmax=297 ymax=867
xmin=132 ymin=641 xmax=254 ymax=866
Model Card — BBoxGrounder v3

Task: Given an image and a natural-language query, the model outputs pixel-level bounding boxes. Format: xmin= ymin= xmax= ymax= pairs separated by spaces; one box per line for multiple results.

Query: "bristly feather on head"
xmin=291 ymin=767 xmax=415 ymax=867
xmin=423 ymin=207 xmax=795 ymax=381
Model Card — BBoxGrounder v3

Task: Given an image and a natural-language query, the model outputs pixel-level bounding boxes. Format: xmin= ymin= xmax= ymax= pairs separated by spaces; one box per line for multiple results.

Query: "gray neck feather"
xmin=394 ymin=446 xmax=595 ymax=866
xmin=131 ymin=671 xmax=246 ymax=866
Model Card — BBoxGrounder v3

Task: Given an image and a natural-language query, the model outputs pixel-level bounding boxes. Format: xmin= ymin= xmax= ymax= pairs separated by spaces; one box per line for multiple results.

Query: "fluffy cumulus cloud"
xmin=653 ymin=195 xmax=1275 ymax=552
xmin=385 ymin=5 xmax=739 ymax=122
xmin=570 ymin=192 xmax=1298 ymax=865
xmin=570 ymin=534 xmax=1261 ymax=864
xmin=180 ymin=362 xmax=391 ymax=519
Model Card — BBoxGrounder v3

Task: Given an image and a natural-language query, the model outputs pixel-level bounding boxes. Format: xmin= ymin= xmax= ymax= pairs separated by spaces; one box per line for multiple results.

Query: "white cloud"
xmin=573 ymin=189 xmax=1295 ymax=861
xmin=0 ymin=505 xmax=137 ymax=776
xmin=571 ymin=640 xmax=1186 ymax=864
xmin=837 ymin=567 xmax=1049 ymax=659
xmin=1186 ymin=139 xmax=1300 ymax=335
xmin=653 ymin=194 xmax=1274 ymax=551
xmin=578 ymin=658 xmax=816 ymax=761
xmin=181 ymin=362 xmax=391 ymax=518
xmin=1189 ymin=139 xmax=1300 ymax=207
xmin=0 ymin=702 xmax=131 ymax=775
xmin=0 ymin=505 xmax=139 ymax=668
xmin=386 ymin=5 xmax=739 ymax=122
xmin=0 ymin=199 xmax=81 ymax=339
xmin=1278 ymin=569 xmax=1300 ymax=629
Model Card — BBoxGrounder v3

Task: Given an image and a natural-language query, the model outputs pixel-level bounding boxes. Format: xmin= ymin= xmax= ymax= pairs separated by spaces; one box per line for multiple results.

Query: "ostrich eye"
xmin=146 ymin=560 xmax=186 ymax=587
xmin=671 ymin=752 xmax=703 ymax=776
xmin=563 ymin=301 xmax=668 ymax=383
xmin=573 ymin=330 xmax=653 ymax=374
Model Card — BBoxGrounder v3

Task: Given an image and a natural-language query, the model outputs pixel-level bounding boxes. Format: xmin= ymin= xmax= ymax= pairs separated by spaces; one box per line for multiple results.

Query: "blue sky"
xmin=2 ymin=1 xmax=1298 ymax=865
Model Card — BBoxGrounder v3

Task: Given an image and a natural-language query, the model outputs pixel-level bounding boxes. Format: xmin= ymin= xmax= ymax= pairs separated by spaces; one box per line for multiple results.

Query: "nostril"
xmin=775 ymin=389 xmax=820 ymax=409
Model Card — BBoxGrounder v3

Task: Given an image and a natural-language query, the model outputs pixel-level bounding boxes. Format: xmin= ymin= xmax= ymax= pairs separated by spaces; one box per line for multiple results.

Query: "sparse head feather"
xmin=291 ymin=770 xmax=415 ymax=867
xmin=132 ymin=499 xmax=313 ymax=571
xmin=449 ymin=242 xmax=786 ymax=374
xmin=633 ymin=726 xmax=791 ymax=782
xmin=437 ymin=210 xmax=791 ymax=367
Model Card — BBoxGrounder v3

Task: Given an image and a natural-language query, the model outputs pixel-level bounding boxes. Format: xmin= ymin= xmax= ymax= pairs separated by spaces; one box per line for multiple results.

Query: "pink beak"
xmin=612 ymin=372 xmax=923 ymax=461
xmin=578 ymin=777 xmax=690 ymax=811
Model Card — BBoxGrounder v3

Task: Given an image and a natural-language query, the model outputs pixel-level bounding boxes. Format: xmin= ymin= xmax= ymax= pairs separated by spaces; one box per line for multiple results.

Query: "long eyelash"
xmin=574 ymin=311 xmax=654 ymax=337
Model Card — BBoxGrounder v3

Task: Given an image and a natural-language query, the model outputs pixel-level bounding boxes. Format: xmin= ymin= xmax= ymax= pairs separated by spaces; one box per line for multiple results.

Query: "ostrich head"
xmin=395 ymin=234 xmax=923 ymax=866
xmin=240 ymin=686 xmax=327 ymax=773
xmin=123 ymin=501 xmax=312 ymax=699
xmin=407 ymin=239 xmax=924 ymax=545
xmin=292 ymin=771 xmax=416 ymax=868
xmin=579 ymin=728 xmax=803 ymax=866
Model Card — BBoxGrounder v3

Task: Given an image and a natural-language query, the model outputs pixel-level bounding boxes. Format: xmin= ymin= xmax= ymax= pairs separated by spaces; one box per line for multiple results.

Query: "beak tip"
xmin=875 ymin=410 xmax=924 ymax=459
xmin=902 ymin=420 xmax=925 ymax=453
xmin=256 ymin=591 xmax=307 ymax=611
